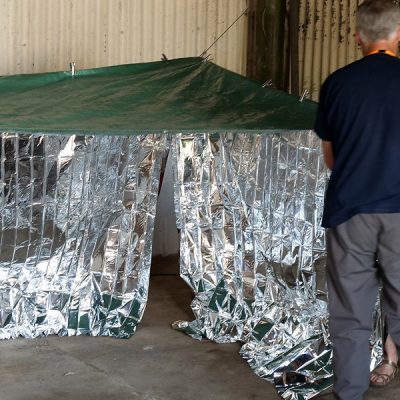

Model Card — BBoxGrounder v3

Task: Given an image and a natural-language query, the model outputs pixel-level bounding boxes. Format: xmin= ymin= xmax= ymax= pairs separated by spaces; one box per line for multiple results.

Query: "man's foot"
xmin=370 ymin=359 xmax=398 ymax=387
xmin=370 ymin=334 xmax=398 ymax=387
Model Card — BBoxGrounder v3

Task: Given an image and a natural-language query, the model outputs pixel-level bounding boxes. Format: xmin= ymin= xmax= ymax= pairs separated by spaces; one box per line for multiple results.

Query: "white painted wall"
xmin=0 ymin=0 xmax=248 ymax=76
xmin=153 ymin=152 xmax=180 ymax=257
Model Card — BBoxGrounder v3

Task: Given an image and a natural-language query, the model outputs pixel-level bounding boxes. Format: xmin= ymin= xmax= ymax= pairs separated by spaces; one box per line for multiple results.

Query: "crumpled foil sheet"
xmin=172 ymin=132 xmax=383 ymax=399
xmin=0 ymin=132 xmax=168 ymax=339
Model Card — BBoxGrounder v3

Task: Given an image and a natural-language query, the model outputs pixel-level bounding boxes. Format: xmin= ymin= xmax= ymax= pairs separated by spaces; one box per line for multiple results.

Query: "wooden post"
xmin=247 ymin=0 xmax=286 ymax=90
xmin=288 ymin=0 xmax=300 ymax=96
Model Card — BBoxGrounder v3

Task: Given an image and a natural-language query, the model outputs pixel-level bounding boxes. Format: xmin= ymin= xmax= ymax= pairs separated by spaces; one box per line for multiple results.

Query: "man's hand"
xmin=322 ymin=140 xmax=334 ymax=170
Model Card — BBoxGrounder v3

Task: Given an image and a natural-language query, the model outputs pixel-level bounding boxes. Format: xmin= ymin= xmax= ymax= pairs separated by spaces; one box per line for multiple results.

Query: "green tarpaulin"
xmin=0 ymin=57 xmax=316 ymax=135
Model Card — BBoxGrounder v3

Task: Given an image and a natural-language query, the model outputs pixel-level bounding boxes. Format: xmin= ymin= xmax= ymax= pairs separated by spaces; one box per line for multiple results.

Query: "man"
xmin=314 ymin=1 xmax=400 ymax=399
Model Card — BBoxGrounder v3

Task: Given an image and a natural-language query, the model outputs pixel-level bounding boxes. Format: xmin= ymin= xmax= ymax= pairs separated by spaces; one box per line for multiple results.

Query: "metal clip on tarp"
xmin=200 ymin=53 xmax=213 ymax=62
xmin=299 ymin=88 xmax=309 ymax=102
xmin=262 ymin=79 xmax=273 ymax=88
xmin=70 ymin=62 xmax=76 ymax=78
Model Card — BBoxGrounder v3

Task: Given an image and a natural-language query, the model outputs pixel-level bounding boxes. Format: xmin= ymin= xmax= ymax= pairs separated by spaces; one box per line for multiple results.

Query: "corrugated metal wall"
xmin=0 ymin=0 xmax=248 ymax=76
xmin=299 ymin=0 xmax=361 ymax=100
xmin=0 ymin=0 xmax=372 ymax=101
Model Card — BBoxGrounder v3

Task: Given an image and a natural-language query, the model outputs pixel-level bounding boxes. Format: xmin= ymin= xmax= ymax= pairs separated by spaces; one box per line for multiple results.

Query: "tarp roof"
xmin=0 ymin=57 xmax=317 ymax=135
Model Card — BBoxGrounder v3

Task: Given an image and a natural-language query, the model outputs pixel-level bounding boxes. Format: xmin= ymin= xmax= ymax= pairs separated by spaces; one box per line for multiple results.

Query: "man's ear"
xmin=396 ymin=26 xmax=400 ymax=42
xmin=355 ymin=31 xmax=363 ymax=46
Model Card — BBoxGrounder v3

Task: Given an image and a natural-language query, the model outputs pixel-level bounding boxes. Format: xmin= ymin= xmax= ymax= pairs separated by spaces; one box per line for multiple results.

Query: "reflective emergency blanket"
xmin=172 ymin=132 xmax=383 ymax=399
xmin=0 ymin=133 xmax=167 ymax=339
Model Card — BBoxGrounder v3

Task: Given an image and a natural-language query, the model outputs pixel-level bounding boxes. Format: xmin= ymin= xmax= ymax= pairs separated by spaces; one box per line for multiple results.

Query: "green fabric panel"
xmin=0 ymin=57 xmax=317 ymax=135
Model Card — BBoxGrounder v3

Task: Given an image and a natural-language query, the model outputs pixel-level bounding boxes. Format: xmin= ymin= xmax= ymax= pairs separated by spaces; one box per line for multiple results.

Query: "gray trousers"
xmin=327 ymin=213 xmax=400 ymax=400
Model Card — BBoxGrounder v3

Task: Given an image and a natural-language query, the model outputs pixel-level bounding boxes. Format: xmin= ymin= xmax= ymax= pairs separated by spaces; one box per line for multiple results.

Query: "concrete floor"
xmin=0 ymin=260 xmax=399 ymax=400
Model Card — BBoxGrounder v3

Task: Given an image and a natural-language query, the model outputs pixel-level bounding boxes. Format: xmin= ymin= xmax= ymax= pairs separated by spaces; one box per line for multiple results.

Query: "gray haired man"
xmin=314 ymin=0 xmax=400 ymax=399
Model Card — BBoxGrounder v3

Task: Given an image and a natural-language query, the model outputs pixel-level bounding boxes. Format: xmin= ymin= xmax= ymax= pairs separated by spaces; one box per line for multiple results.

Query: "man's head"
xmin=356 ymin=0 xmax=400 ymax=47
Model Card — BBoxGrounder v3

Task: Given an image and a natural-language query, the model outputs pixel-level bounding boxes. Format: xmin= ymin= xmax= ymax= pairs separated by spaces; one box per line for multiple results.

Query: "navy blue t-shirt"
xmin=314 ymin=53 xmax=400 ymax=228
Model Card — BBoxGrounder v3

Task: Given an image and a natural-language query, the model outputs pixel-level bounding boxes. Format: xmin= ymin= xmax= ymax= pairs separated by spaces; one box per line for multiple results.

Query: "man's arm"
xmin=322 ymin=140 xmax=334 ymax=170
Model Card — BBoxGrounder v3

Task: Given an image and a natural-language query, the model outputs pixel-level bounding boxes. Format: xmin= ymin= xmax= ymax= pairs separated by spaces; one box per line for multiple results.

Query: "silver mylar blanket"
xmin=172 ymin=131 xmax=383 ymax=400
xmin=0 ymin=132 xmax=168 ymax=339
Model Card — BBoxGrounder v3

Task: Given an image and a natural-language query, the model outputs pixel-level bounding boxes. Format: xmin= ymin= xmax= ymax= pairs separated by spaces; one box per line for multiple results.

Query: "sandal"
xmin=370 ymin=359 xmax=398 ymax=388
